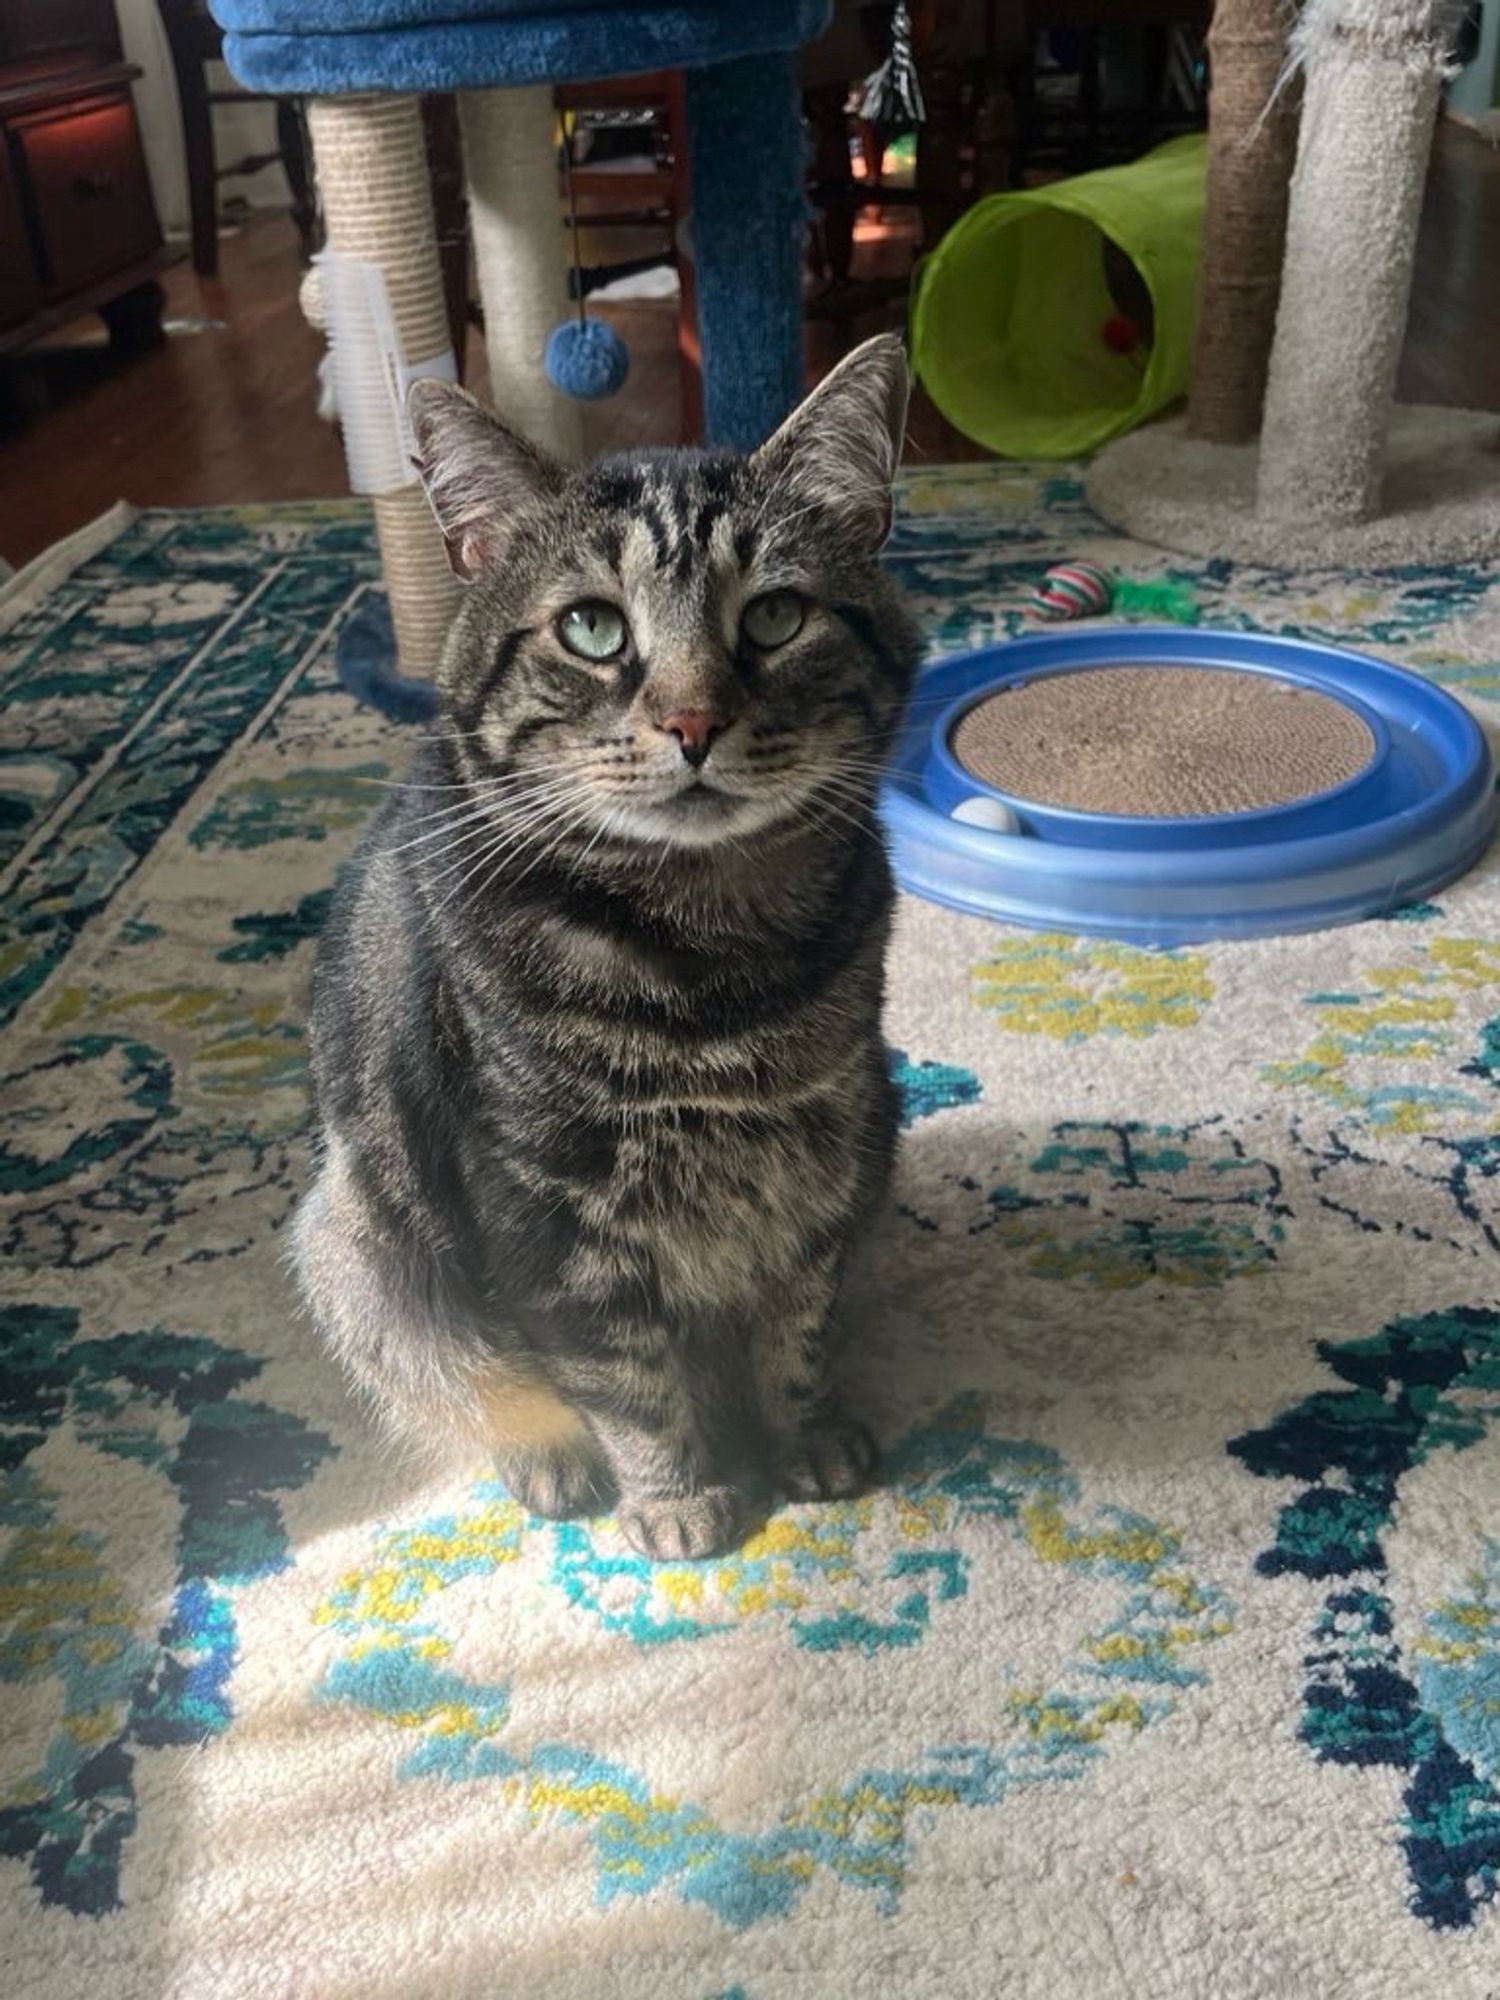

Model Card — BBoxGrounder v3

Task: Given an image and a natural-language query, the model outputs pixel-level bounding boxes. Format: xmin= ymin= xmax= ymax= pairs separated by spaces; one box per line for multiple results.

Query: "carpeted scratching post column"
xmin=1186 ymin=0 xmax=1299 ymax=444
xmin=307 ymin=95 xmax=461 ymax=683
xmin=1085 ymin=0 xmax=1499 ymax=565
xmin=457 ymin=88 xmax=584 ymax=465
xmin=683 ymin=52 xmax=807 ymax=449
xmin=1256 ymin=0 xmax=1463 ymax=521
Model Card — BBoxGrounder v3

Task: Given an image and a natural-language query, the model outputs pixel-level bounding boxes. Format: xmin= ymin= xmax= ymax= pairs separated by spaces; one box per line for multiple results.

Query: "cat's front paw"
xmin=503 ymin=1446 xmax=615 ymax=1521
xmin=617 ymin=1484 xmax=744 ymax=1560
xmin=777 ymin=1413 xmax=880 ymax=1502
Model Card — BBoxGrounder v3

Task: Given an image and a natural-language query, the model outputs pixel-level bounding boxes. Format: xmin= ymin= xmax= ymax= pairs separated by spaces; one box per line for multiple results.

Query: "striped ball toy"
xmin=1031 ymin=560 xmax=1113 ymax=621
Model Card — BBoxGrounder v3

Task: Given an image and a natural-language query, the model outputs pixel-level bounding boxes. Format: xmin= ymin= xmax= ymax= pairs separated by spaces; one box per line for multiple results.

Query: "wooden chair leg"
xmin=1008 ymin=10 xmax=1039 ymax=186
xmin=806 ymin=85 xmax=856 ymax=287
xmin=664 ymin=71 xmax=703 ymax=442
xmin=101 ymin=279 xmax=166 ymax=353
xmin=423 ymin=95 xmax=470 ymax=381
xmin=170 ymin=45 xmax=219 ymax=277
xmin=916 ymin=57 xmax=966 ymax=243
xmin=277 ymin=98 xmax=318 ymax=263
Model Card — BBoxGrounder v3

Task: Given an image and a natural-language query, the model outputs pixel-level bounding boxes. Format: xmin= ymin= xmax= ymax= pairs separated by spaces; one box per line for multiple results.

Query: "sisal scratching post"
xmin=1256 ymin=0 xmax=1464 ymax=522
xmin=307 ymin=95 xmax=461 ymax=678
xmin=457 ymin=88 xmax=583 ymax=465
xmin=1186 ymin=0 xmax=1299 ymax=443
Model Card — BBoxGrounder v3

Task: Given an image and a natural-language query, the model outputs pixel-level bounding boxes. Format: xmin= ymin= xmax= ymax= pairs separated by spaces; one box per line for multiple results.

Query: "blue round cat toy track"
xmin=880 ymin=627 xmax=1496 ymax=946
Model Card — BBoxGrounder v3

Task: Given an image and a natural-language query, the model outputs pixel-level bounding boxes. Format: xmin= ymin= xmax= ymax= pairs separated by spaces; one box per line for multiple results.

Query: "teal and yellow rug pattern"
xmin=2 ymin=480 xmax=1497 ymax=1998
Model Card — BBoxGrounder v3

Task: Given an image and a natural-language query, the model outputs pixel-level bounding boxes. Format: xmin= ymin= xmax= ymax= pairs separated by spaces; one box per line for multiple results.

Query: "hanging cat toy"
xmin=543 ymin=112 xmax=631 ymax=401
xmin=861 ymin=1 xmax=926 ymax=126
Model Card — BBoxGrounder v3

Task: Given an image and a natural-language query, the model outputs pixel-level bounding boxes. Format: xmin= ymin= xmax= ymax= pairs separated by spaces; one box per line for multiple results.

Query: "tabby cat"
xmin=295 ymin=335 xmax=921 ymax=1558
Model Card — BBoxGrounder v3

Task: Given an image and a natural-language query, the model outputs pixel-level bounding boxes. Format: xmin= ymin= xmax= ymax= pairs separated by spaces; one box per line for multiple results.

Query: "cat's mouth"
xmin=657 ymin=778 xmax=742 ymax=814
xmin=626 ymin=776 xmax=759 ymax=844
xmin=615 ymin=773 xmax=806 ymax=846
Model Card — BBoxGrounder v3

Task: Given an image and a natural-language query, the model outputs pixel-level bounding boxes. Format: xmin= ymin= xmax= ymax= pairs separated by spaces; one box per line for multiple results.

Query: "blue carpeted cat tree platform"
xmin=213 ymin=1 xmax=830 ymax=717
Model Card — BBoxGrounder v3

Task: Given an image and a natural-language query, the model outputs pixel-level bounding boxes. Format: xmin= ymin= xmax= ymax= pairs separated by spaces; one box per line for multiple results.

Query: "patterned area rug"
xmin=3 ymin=479 xmax=1498 ymax=1998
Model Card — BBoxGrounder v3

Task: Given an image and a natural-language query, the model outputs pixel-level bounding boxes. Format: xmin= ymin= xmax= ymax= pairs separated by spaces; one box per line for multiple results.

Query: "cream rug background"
xmin=1 ymin=476 xmax=1497 ymax=1998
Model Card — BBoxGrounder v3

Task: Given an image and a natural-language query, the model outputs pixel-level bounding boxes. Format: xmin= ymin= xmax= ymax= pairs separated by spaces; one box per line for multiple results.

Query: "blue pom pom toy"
xmin=544 ymin=317 xmax=629 ymax=401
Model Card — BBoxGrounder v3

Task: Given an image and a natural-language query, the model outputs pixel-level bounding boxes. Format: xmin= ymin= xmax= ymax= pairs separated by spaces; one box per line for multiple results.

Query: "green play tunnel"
xmin=911 ymin=134 xmax=1207 ymax=460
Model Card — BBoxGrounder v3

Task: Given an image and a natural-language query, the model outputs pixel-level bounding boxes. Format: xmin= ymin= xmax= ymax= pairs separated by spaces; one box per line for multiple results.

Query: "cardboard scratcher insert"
xmin=950 ymin=664 xmax=1377 ymax=818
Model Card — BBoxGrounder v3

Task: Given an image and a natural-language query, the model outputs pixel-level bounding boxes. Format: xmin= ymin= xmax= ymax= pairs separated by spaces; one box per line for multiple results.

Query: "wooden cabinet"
xmin=14 ymin=91 xmax=162 ymax=296
xmin=0 ymin=0 xmax=170 ymax=357
xmin=0 ymin=142 xmax=43 ymax=331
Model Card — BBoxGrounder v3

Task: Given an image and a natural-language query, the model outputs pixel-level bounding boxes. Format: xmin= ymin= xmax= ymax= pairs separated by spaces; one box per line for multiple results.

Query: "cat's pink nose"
xmin=658 ymin=710 xmax=724 ymax=771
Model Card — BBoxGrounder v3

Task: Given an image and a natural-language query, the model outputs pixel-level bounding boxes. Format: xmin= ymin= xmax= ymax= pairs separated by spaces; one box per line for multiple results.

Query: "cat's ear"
xmin=407 ymin=380 xmax=562 ymax=580
xmin=752 ymin=334 xmax=909 ymax=553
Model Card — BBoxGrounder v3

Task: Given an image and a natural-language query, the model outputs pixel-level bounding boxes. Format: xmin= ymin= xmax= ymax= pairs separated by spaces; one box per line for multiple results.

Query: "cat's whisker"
xmin=387 ymin=778 xmax=576 ymax=832
xmin=424 ymin=801 xmax=581 ymax=911
xmin=370 ymin=774 xmax=545 ymax=795
xmin=417 ymin=786 xmax=583 ymax=874
xmin=399 ymin=813 xmax=575 ymax=878
xmin=383 ymin=744 xmax=637 ymax=801
xmin=458 ymin=804 xmax=600 ymax=916
xmin=780 ymin=786 xmax=880 ymax=846
xmin=811 ymin=801 xmax=882 ymax=833
xmin=569 ymin=802 xmax=627 ymax=877
xmin=426 ymin=841 xmax=521 ymax=916
xmin=502 ymin=799 xmax=604 ymax=894
xmin=386 ymin=780 xmax=582 ymax=852
xmin=414 ymin=723 xmax=508 ymax=745
xmin=387 ymin=800 xmax=579 ymax=866
xmin=818 ymin=750 xmax=901 ymax=773
xmin=374 ymin=767 xmax=576 ymax=800
xmin=809 ymin=771 xmax=886 ymax=801
xmin=809 ymin=774 xmax=894 ymax=805
xmin=394 ymin=768 xmax=616 ymax=816
xmin=387 ymin=759 xmax=637 ymax=827
xmin=812 ymin=805 xmax=878 ymax=846
xmin=422 ymin=796 xmax=583 ymax=881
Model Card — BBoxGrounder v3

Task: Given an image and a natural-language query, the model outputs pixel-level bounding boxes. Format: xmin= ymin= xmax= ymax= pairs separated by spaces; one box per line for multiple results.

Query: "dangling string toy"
xmin=544 ymin=113 xmax=630 ymax=401
xmin=861 ymin=1 xmax=926 ymax=126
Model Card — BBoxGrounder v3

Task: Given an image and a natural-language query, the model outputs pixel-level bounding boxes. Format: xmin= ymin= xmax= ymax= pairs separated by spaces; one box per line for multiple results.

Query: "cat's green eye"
xmin=741 ymin=591 xmax=805 ymax=650
xmin=558 ymin=601 xmax=628 ymax=662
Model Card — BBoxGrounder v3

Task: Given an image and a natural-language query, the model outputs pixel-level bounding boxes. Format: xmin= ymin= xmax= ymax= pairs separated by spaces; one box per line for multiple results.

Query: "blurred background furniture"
xmin=1008 ymin=0 xmax=1211 ymax=184
xmin=155 ymin=0 xmax=313 ymax=276
xmin=804 ymin=0 xmax=1014 ymax=300
xmin=0 ymin=0 xmax=170 ymax=358
xmin=801 ymin=1 xmax=1208 ymax=318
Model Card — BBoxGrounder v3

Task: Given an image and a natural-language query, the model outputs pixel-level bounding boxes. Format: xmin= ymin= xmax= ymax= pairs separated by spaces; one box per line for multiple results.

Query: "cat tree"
xmin=217 ymin=1 xmax=829 ymax=701
xmin=1088 ymin=0 xmax=1500 ymax=566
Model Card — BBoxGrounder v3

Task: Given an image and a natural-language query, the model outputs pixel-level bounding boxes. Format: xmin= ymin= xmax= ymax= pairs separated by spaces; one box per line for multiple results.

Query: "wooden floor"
xmin=1 ymin=120 xmax=1497 ymax=572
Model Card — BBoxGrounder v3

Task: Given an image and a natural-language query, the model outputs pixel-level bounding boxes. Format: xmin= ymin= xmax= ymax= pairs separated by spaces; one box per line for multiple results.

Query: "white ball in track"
xmin=951 ymin=795 xmax=1021 ymax=834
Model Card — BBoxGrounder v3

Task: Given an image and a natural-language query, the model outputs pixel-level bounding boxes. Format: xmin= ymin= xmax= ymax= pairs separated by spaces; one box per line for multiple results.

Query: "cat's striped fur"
xmin=295 ymin=337 xmax=920 ymax=1557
